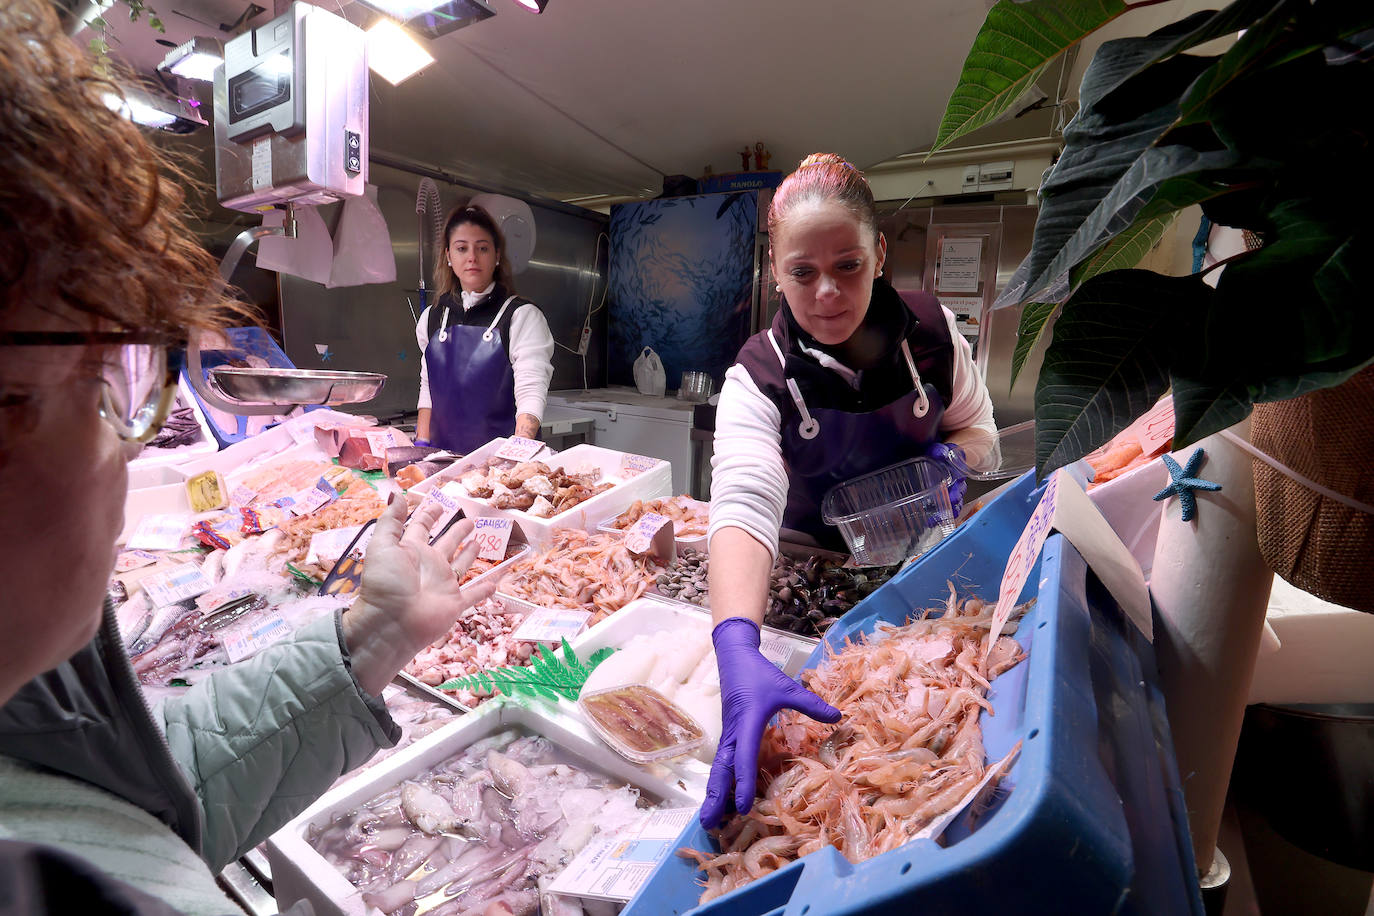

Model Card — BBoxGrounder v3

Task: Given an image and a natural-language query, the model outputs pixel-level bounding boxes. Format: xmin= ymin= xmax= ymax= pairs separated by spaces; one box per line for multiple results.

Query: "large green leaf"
xmin=1068 ymin=210 xmax=1176 ymax=289
xmin=931 ymin=0 xmax=1127 ymax=154
xmin=1010 ymin=300 xmax=1058 ymax=389
xmin=1023 ymin=149 xmax=1241 ymax=303
xmin=1015 ymin=37 xmax=1217 ymax=308
xmin=1033 ymin=270 xmax=1206 ymax=475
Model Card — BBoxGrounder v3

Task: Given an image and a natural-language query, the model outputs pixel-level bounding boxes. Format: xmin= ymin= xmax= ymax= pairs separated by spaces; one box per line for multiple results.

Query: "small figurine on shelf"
xmin=754 ymin=142 xmax=771 ymax=171
xmin=739 ymin=146 xmax=752 ymax=172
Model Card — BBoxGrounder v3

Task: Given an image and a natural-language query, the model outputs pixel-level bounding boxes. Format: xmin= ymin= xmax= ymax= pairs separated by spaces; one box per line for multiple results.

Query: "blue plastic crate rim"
xmin=622 ymin=470 xmax=1202 ymax=916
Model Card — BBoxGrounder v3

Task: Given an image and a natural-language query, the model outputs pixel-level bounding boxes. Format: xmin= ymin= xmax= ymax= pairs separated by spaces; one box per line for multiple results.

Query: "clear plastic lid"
xmin=578 ymin=684 xmax=706 ymax=764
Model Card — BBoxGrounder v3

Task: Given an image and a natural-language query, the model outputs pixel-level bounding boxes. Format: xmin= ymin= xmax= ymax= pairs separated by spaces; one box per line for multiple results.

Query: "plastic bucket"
xmin=821 ymin=455 xmax=955 ymax=566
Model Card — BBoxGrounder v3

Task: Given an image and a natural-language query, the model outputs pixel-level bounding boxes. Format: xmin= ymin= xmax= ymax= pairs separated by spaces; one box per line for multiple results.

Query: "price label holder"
xmin=758 ymin=631 xmax=797 ymax=672
xmin=115 ymin=549 xmax=160 ymax=574
xmin=618 ymin=452 xmax=661 ymax=479
xmin=623 ymin=512 xmax=675 ymax=564
xmin=286 ymin=477 xmax=339 ymax=517
xmin=547 ymin=807 xmax=698 ymax=902
xmin=228 ymin=484 xmax=258 ymax=509
xmin=364 ymin=428 xmax=403 ymax=455
xmin=513 ymin=608 xmax=593 ymax=643
xmin=494 ymin=436 xmax=547 ymax=463
xmin=141 ymin=561 xmax=215 ymax=608
xmin=420 ymin=481 xmax=466 ymax=540
xmin=470 ymin=516 xmax=514 ymax=562
xmin=987 ymin=470 xmax=1152 ymax=658
xmin=127 ymin=513 xmax=193 ymax=551
xmin=222 ymin=614 xmax=291 ymax=663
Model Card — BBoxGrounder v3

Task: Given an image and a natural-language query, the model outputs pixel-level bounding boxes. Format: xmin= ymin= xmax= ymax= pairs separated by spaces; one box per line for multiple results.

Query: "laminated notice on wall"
xmin=938 ymin=237 xmax=983 ymax=292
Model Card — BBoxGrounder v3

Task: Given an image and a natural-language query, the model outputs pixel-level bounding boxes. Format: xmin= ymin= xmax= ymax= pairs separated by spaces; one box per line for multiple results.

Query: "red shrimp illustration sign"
xmin=986 ymin=472 xmax=1060 ymax=658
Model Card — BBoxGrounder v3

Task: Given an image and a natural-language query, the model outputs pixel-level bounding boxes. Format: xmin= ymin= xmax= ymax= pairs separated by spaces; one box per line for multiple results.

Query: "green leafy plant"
xmin=85 ymin=0 xmax=166 ymax=77
xmin=935 ymin=0 xmax=1374 ymax=476
xmin=439 ymin=639 xmax=616 ymax=702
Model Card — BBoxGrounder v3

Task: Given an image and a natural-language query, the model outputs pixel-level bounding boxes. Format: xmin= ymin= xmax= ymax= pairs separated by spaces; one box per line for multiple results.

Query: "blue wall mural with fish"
xmin=607 ymin=192 xmax=757 ymax=391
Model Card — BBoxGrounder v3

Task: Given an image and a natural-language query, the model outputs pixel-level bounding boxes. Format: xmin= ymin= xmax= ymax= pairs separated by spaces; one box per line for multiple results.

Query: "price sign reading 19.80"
xmin=471 ymin=516 xmax=514 ymax=562
xmin=494 ymin=436 xmax=546 ymax=462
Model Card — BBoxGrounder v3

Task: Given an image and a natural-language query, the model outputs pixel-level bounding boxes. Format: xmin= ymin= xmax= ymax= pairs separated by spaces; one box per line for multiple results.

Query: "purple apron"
xmin=770 ymin=330 xmax=946 ymax=547
xmin=426 ymin=295 xmax=518 ymax=454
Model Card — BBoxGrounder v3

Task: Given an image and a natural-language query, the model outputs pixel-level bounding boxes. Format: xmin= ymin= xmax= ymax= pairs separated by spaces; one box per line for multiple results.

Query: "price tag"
xmin=228 ymin=484 xmax=258 ymax=508
xmin=623 ymin=512 xmax=674 ymax=561
xmin=987 ymin=474 xmax=1059 ymax=653
xmin=141 ymin=561 xmax=215 ymax=608
xmin=115 ymin=549 xmax=160 ymax=573
xmin=381 ymin=683 xmax=406 ymax=703
xmin=127 ymin=513 xmax=192 ymax=551
xmin=618 ymin=453 xmax=661 ymax=478
xmin=222 ymin=614 xmax=291 ymax=663
xmin=1131 ymin=397 xmax=1175 ymax=456
xmin=420 ymin=482 xmax=465 ymax=537
xmin=364 ymin=428 xmax=400 ymax=455
xmin=494 ymin=436 xmax=546 ymax=462
xmin=513 ymin=608 xmax=592 ymax=643
xmin=547 ymin=807 xmax=698 ymax=902
xmin=306 ymin=524 xmax=372 ymax=567
xmin=758 ymin=632 xmax=798 ymax=673
xmin=287 ymin=478 xmax=339 ymax=517
xmin=471 ymin=516 xmax=514 ymax=562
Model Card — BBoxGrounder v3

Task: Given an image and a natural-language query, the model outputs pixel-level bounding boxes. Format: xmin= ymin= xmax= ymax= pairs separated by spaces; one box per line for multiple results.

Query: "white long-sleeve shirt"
xmin=415 ymin=284 xmax=555 ymax=421
xmin=709 ymin=306 xmax=997 ymax=557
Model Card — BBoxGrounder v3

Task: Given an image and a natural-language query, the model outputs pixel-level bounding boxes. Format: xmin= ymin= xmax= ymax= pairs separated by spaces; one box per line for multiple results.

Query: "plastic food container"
xmin=623 ymin=471 xmax=1203 ymax=916
xmin=579 ymin=684 xmax=706 ymax=764
xmin=821 ymin=455 xmax=956 ymax=566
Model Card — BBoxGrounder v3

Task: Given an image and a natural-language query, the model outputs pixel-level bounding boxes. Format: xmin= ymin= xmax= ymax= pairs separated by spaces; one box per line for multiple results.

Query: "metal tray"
xmin=207 ymin=368 xmax=386 ymax=406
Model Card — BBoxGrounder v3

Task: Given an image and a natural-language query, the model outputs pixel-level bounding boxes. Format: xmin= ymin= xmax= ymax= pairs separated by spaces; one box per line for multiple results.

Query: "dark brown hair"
xmin=767 ymin=152 xmax=879 ymax=244
xmin=433 ymin=204 xmax=513 ymax=300
xmin=0 ymin=0 xmax=257 ymax=340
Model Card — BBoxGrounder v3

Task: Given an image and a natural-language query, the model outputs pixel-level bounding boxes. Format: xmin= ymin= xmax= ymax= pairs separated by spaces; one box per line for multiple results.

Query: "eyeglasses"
xmin=0 ymin=330 xmax=182 ymax=443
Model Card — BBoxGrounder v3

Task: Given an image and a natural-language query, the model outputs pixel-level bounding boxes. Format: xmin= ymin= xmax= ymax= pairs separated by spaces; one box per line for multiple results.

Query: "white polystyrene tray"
xmin=265 ymin=698 xmax=695 ymax=916
xmin=570 ymin=593 xmax=817 ymax=679
xmin=1088 ymin=458 xmax=1169 ymax=581
xmin=126 ymin=378 xmax=220 ymax=484
xmin=596 ymin=496 xmax=710 ymax=551
xmin=411 ymin=440 xmax=672 ymax=548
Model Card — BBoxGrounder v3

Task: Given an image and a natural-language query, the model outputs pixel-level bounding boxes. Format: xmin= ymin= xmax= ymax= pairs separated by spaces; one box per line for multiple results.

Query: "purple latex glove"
xmin=413 ymin=437 xmax=432 ymax=448
xmin=924 ymin=441 xmax=969 ymax=520
xmin=700 ymin=617 xmax=841 ymax=830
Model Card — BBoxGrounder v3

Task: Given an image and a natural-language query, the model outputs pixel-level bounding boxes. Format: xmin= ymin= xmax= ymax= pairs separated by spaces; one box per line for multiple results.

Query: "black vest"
xmin=736 ymin=278 xmax=955 ymax=421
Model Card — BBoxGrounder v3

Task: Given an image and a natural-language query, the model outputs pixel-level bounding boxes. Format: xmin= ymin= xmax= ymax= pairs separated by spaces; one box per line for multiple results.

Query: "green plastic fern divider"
xmin=931 ymin=0 xmax=1128 ymax=155
xmin=437 ymin=643 xmax=616 ymax=703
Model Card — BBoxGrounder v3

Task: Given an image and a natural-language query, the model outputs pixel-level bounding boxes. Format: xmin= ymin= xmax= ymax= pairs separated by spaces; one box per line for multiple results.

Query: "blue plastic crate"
xmin=623 ymin=471 xmax=1202 ymax=916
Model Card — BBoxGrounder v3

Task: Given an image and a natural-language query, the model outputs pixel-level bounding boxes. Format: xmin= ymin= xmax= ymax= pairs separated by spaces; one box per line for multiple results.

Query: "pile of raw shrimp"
xmin=683 ymin=584 xmax=1030 ymax=904
xmin=498 ymin=528 xmax=664 ymax=624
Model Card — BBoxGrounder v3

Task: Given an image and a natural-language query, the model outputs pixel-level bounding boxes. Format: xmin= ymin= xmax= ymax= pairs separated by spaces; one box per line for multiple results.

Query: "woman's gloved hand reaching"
xmin=700 ymin=617 xmax=841 ymax=830
xmin=924 ymin=441 xmax=971 ymax=520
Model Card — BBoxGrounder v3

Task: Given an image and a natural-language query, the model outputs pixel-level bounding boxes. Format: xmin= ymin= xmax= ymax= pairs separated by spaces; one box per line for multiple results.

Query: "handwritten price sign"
xmin=986 ymin=472 xmax=1059 ymax=656
xmin=624 ymin=512 xmax=674 ymax=562
xmin=494 ymin=436 xmax=546 ymax=462
xmin=471 ymin=516 xmax=514 ymax=562
xmin=618 ymin=453 xmax=661 ymax=478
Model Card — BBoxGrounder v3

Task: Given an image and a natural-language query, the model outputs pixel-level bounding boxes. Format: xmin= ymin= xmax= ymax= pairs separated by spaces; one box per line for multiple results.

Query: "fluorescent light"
xmin=366 ymin=19 xmax=435 ymax=86
xmin=158 ymin=37 xmax=224 ymax=82
xmin=102 ymin=88 xmax=207 ymax=133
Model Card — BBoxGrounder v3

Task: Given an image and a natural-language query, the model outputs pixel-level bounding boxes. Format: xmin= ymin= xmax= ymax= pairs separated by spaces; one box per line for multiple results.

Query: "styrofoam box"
xmin=1088 ymin=458 xmax=1169 ymax=581
xmin=596 ymin=496 xmax=710 ymax=552
xmin=265 ymin=698 xmax=695 ymax=916
xmin=570 ymin=593 xmax=817 ymax=680
xmin=412 ymin=439 xmax=672 ymax=548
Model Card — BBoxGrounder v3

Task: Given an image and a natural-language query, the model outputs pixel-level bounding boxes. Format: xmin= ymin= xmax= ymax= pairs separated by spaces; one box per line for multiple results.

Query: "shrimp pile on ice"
xmin=404 ymin=598 xmax=535 ymax=707
xmin=458 ymin=460 xmax=614 ymax=519
xmin=272 ymin=488 xmax=386 ymax=569
xmin=309 ymin=730 xmax=650 ymax=916
xmin=607 ymin=496 xmax=709 ymax=539
xmin=682 ymin=585 xmax=1030 ymax=904
xmin=499 ymin=529 xmax=663 ymax=625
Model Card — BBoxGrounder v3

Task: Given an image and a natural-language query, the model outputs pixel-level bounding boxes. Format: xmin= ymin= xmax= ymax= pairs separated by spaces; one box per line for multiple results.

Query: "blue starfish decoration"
xmin=1152 ymin=448 xmax=1222 ymax=522
xmin=319 ymin=347 xmax=333 ymax=363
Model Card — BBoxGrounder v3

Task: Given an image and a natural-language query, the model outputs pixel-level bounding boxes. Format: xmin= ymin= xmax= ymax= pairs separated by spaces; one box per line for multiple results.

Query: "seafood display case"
xmin=623 ymin=471 xmax=1204 ymax=916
